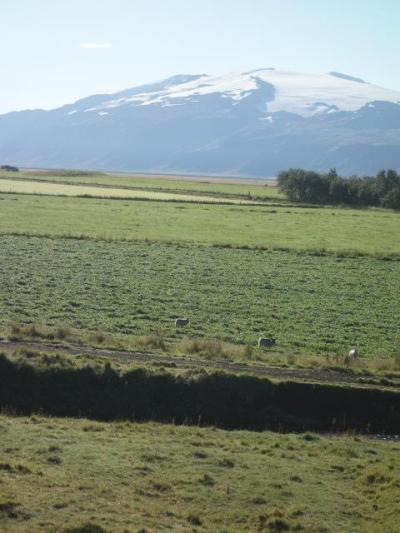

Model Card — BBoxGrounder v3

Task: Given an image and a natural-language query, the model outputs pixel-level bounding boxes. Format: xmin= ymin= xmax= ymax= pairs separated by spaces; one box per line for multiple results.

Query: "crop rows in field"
xmin=1 ymin=236 xmax=399 ymax=357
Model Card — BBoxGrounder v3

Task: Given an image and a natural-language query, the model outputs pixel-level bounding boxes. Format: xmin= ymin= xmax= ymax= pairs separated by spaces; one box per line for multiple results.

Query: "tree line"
xmin=0 ymin=164 xmax=19 ymax=172
xmin=277 ymin=168 xmax=400 ymax=209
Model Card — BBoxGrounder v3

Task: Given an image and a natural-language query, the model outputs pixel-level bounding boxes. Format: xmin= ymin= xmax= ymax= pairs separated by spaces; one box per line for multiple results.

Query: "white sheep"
xmin=175 ymin=317 xmax=190 ymax=327
xmin=349 ymin=348 xmax=359 ymax=360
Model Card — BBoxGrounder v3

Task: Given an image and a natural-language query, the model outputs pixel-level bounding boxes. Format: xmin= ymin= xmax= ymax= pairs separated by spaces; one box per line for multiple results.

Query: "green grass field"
xmin=0 ymin=415 xmax=398 ymax=532
xmin=0 ymin=178 xmax=264 ymax=204
xmin=2 ymin=193 xmax=400 ymax=254
xmin=0 ymin=169 xmax=283 ymax=200
xmin=1 ymin=235 xmax=399 ymax=357
xmin=1 ymin=170 xmax=400 ymax=532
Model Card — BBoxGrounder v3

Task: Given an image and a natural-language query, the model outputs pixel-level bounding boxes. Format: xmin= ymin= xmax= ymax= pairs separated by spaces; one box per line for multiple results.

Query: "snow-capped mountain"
xmin=1 ymin=69 xmax=400 ymax=176
xmin=80 ymin=69 xmax=400 ymax=117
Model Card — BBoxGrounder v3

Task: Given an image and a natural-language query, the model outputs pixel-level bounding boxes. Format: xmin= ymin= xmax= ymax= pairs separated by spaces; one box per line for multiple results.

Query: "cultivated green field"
xmin=1 ymin=236 xmax=399 ymax=357
xmin=0 ymin=415 xmax=398 ymax=533
xmin=1 ymin=193 xmax=400 ymax=254
xmin=0 ymin=178 xmax=259 ymax=204
xmin=0 ymin=169 xmax=283 ymax=200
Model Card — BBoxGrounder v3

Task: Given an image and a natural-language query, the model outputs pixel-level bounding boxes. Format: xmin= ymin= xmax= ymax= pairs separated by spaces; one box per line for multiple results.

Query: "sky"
xmin=1 ymin=0 xmax=399 ymax=114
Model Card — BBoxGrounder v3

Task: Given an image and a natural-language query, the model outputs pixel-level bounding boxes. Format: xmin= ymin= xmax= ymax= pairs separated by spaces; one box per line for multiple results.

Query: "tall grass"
xmin=177 ymin=338 xmax=244 ymax=359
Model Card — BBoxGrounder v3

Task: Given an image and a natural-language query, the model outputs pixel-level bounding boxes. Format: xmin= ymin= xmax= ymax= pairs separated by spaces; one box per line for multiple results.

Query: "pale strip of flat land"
xmin=22 ymin=166 xmax=277 ymax=184
xmin=0 ymin=170 xmax=283 ymax=199
xmin=101 ymin=170 xmax=278 ymax=187
xmin=0 ymin=178 xmax=260 ymax=204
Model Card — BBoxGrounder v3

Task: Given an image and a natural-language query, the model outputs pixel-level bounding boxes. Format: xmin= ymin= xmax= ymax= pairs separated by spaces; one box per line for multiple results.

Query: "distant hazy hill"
xmin=1 ymin=69 xmax=400 ymax=176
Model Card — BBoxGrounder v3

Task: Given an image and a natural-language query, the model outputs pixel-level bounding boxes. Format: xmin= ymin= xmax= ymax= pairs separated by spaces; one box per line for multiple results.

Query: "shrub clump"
xmin=0 ymin=497 xmax=29 ymax=520
xmin=187 ymin=513 xmax=202 ymax=526
xmin=65 ymin=524 xmax=108 ymax=533
xmin=178 ymin=337 xmax=243 ymax=359
xmin=136 ymin=333 xmax=166 ymax=351
xmin=258 ymin=509 xmax=291 ymax=532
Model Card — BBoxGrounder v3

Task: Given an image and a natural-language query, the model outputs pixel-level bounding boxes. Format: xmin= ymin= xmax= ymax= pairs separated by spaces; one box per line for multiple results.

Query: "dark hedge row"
xmin=0 ymin=355 xmax=399 ymax=434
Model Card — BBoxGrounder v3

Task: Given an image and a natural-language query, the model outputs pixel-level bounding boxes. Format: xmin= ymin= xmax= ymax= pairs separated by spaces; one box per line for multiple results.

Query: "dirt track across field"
xmin=1 ymin=339 xmax=399 ymax=390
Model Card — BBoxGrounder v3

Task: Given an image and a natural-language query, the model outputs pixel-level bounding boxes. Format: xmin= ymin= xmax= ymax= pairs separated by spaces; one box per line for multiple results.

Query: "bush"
xmin=55 ymin=326 xmax=73 ymax=340
xmin=0 ymin=499 xmax=20 ymax=519
xmin=277 ymin=168 xmax=331 ymax=203
xmin=178 ymin=337 xmax=241 ymax=359
xmin=244 ymin=344 xmax=254 ymax=359
xmin=187 ymin=513 xmax=202 ymax=526
xmin=10 ymin=323 xmax=22 ymax=336
xmin=136 ymin=333 xmax=166 ymax=351
xmin=65 ymin=524 xmax=108 ymax=533
xmin=88 ymin=331 xmax=107 ymax=344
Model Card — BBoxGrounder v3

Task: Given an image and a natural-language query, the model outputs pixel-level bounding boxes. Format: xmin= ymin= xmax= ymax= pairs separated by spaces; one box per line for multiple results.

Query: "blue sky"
xmin=1 ymin=0 xmax=399 ymax=113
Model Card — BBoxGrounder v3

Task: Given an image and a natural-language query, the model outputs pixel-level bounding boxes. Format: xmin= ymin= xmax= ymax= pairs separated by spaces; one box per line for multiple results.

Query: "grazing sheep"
xmin=175 ymin=317 xmax=190 ymax=327
xmin=349 ymin=348 xmax=359 ymax=360
xmin=258 ymin=337 xmax=276 ymax=348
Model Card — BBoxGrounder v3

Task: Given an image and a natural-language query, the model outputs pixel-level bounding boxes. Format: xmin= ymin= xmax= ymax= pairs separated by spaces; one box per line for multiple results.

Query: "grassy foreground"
xmin=2 ymin=193 xmax=400 ymax=254
xmin=0 ymin=415 xmax=399 ymax=532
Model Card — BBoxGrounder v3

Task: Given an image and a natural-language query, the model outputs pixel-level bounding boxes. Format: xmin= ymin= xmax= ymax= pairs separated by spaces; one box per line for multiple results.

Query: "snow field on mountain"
xmin=83 ymin=69 xmax=400 ymax=117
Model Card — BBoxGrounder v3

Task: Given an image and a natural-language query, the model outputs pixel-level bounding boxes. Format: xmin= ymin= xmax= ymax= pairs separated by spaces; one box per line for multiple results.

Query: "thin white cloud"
xmin=79 ymin=43 xmax=112 ymax=49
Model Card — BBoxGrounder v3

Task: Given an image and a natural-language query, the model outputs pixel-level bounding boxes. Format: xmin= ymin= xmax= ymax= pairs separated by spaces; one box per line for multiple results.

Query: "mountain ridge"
xmin=0 ymin=69 xmax=399 ymax=176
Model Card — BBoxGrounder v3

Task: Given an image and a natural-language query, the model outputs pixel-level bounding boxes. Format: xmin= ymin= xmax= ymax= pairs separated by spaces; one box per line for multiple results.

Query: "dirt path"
xmin=2 ymin=339 xmax=399 ymax=389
